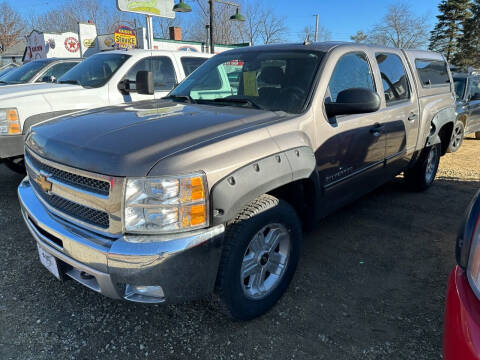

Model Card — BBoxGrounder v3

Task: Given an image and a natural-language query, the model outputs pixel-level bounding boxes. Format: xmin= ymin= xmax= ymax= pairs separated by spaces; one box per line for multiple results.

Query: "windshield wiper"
xmin=211 ymin=98 xmax=263 ymax=110
xmin=163 ymin=94 xmax=195 ymax=103
xmin=58 ymin=79 xmax=81 ymax=85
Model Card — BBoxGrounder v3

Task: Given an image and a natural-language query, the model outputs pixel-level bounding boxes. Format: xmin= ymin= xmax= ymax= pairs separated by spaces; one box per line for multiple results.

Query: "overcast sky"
xmin=7 ymin=0 xmax=441 ymax=42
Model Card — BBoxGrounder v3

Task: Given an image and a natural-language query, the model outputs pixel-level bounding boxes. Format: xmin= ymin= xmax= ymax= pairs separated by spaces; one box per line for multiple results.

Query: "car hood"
xmin=27 ymin=100 xmax=286 ymax=176
xmin=0 ymin=83 xmax=79 ymax=100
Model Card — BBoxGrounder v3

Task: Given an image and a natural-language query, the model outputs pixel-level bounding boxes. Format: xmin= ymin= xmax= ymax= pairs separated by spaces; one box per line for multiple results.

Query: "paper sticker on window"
xmin=243 ymin=71 xmax=259 ymax=96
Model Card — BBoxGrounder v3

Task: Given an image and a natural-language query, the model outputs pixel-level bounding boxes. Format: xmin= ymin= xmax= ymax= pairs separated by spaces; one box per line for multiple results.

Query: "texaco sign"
xmin=64 ymin=37 xmax=80 ymax=53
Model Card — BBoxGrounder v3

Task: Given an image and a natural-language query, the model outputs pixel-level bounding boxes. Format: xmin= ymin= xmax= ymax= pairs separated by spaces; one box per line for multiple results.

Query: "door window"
xmin=375 ymin=53 xmax=410 ymax=104
xmin=469 ymin=78 xmax=480 ymax=100
xmin=181 ymin=57 xmax=208 ymax=76
xmin=125 ymin=57 xmax=177 ymax=91
xmin=36 ymin=62 xmax=79 ymax=82
xmin=415 ymin=59 xmax=450 ymax=87
xmin=326 ymin=52 xmax=375 ymax=102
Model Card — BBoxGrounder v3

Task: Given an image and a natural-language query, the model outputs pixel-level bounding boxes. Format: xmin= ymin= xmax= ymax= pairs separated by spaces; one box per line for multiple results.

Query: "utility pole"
xmin=314 ymin=14 xmax=319 ymax=42
xmin=209 ymin=0 xmax=215 ymax=54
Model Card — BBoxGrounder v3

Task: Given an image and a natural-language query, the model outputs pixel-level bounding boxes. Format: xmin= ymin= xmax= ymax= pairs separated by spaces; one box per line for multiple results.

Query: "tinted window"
xmin=36 ymin=62 xmax=79 ymax=82
xmin=454 ymin=77 xmax=467 ymax=99
xmin=1 ymin=60 xmax=48 ymax=84
xmin=469 ymin=78 xmax=480 ymax=99
xmin=376 ymin=53 xmax=410 ymax=104
xmin=181 ymin=57 xmax=207 ymax=76
xmin=415 ymin=59 xmax=450 ymax=87
xmin=125 ymin=57 xmax=177 ymax=91
xmin=327 ymin=52 xmax=374 ymax=102
xmin=58 ymin=53 xmax=130 ymax=88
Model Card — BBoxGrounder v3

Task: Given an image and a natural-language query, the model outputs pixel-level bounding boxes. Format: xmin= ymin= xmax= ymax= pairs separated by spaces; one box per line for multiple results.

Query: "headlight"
xmin=124 ymin=173 xmax=208 ymax=234
xmin=0 ymin=108 xmax=20 ymax=135
xmin=467 ymin=219 xmax=480 ymax=298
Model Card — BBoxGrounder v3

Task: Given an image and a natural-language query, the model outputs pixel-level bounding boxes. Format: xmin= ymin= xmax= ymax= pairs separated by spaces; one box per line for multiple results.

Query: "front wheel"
xmin=448 ymin=121 xmax=464 ymax=153
xmin=404 ymin=143 xmax=441 ymax=191
xmin=216 ymin=194 xmax=302 ymax=320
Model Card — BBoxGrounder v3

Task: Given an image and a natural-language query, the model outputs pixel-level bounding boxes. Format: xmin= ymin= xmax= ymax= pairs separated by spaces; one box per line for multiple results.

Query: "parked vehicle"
xmin=0 ymin=63 xmax=20 ymax=79
xmin=18 ymin=42 xmax=456 ymax=320
xmin=0 ymin=50 xmax=209 ymax=173
xmin=443 ymin=190 xmax=480 ymax=360
xmin=449 ymin=73 xmax=480 ymax=152
xmin=0 ymin=58 xmax=82 ymax=86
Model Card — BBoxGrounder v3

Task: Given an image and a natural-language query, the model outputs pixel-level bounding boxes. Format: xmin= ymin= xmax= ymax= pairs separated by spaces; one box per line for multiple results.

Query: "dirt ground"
xmin=1 ymin=136 xmax=479 ymax=360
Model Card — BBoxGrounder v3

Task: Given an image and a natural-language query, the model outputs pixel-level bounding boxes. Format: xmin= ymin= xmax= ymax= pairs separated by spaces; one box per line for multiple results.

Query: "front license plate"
xmin=37 ymin=244 xmax=60 ymax=280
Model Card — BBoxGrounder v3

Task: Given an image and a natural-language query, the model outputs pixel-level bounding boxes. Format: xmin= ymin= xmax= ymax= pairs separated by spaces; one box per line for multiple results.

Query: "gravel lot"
xmin=1 ymin=136 xmax=479 ymax=360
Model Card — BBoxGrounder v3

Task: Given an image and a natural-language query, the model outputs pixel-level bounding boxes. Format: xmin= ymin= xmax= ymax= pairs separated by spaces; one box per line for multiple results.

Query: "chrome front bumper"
xmin=18 ymin=178 xmax=225 ymax=303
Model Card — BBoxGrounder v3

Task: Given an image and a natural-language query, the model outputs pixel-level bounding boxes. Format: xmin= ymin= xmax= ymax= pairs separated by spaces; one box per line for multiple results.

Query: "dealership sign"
xmin=116 ymin=0 xmax=175 ymax=18
xmin=114 ymin=26 xmax=137 ymax=49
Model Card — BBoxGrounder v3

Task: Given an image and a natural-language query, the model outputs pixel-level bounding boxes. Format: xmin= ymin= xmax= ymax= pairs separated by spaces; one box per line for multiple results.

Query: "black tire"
xmin=447 ymin=121 xmax=464 ymax=153
xmin=216 ymin=194 xmax=302 ymax=320
xmin=476 ymin=132 xmax=480 ymax=140
xmin=404 ymin=143 xmax=441 ymax=192
xmin=4 ymin=156 xmax=26 ymax=174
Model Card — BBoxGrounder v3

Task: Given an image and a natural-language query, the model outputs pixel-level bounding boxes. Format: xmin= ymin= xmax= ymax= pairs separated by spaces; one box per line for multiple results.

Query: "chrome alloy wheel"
xmin=425 ymin=147 xmax=437 ymax=183
xmin=240 ymin=223 xmax=291 ymax=300
xmin=450 ymin=124 xmax=464 ymax=150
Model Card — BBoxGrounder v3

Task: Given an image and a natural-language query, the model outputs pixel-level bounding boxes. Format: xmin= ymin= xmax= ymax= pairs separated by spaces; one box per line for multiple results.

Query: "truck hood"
xmin=27 ymin=100 xmax=286 ymax=176
xmin=0 ymin=83 xmax=79 ymax=101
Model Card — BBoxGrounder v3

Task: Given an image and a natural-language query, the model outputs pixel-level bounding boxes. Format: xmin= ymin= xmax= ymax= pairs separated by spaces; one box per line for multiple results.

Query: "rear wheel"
xmin=216 ymin=194 xmax=302 ymax=320
xmin=4 ymin=156 xmax=26 ymax=174
xmin=447 ymin=121 xmax=464 ymax=153
xmin=404 ymin=143 xmax=441 ymax=191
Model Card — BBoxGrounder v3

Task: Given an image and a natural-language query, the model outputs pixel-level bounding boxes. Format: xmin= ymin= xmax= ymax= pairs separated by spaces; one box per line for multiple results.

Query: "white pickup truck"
xmin=0 ymin=49 xmax=210 ymax=172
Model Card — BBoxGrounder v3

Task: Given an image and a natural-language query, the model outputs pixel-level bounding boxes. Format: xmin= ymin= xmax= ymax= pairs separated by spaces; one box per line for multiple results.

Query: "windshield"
xmin=0 ymin=61 xmax=47 ymax=84
xmin=58 ymin=53 xmax=130 ymax=88
xmin=170 ymin=50 xmax=324 ymax=113
xmin=454 ymin=77 xmax=467 ymax=99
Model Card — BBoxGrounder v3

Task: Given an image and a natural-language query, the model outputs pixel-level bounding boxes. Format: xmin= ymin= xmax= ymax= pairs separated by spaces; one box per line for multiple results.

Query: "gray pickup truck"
xmin=18 ymin=42 xmax=456 ymax=320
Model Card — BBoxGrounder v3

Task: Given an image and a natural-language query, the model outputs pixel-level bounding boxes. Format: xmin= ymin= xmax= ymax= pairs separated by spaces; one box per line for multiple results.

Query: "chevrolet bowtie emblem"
xmin=34 ymin=174 xmax=52 ymax=193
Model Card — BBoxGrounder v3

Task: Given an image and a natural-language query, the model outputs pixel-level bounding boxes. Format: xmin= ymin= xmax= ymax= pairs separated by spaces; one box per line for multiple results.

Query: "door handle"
xmin=408 ymin=113 xmax=417 ymax=121
xmin=370 ymin=123 xmax=384 ymax=136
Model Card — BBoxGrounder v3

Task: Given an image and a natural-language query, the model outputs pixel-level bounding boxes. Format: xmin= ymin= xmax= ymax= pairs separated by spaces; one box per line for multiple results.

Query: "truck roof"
xmin=224 ymin=41 xmax=445 ymax=61
xmin=93 ymin=49 xmax=212 ymax=59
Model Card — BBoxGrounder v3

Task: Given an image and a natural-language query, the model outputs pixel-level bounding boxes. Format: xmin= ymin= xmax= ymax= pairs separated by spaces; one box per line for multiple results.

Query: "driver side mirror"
xmin=325 ymin=88 xmax=381 ymax=119
xmin=136 ymin=71 xmax=154 ymax=95
xmin=40 ymin=75 xmax=56 ymax=83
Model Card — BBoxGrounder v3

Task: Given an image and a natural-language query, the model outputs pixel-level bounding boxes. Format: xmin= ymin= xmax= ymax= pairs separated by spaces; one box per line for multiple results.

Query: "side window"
xmin=36 ymin=62 xmax=78 ymax=82
xmin=415 ymin=59 xmax=450 ymax=87
xmin=469 ymin=78 xmax=480 ymax=99
xmin=181 ymin=57 xmax=207 ymax=76
xmin=326 ymin=52 xmax=375 ymax=102
xmin=375 ymin=53 xmax=410 ymax=104
xmin=125 ymin=57 xmax=177 ymax=91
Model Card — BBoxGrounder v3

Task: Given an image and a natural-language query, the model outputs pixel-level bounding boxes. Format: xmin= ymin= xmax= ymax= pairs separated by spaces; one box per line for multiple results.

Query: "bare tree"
xmin=367 ymin=3 xmax=429 ymax=48
xmin=258 ymin=8 xmax=287 ymax=44
xmin=299 ymin=25 xmax=331 ymax=42
xmin=0 ymin=2 xmax=25 ymax=54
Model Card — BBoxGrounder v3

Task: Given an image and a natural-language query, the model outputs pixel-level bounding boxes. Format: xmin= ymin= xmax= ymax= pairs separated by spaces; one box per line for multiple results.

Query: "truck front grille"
xmin=30 ymin=179 xmax=110 ymax=229
xmin=24 ymin=148 xmax=124 ymax=235
xmin=26 ymin=151 xmax=110 ymax=196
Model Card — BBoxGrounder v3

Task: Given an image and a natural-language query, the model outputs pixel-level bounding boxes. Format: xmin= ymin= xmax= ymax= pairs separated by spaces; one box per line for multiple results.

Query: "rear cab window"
xmin=375 ymin=53 xmax=411 ymax=105
xmin=181 ymin=57 xmax=208 ymax=76
xmin=415 ymin=59 xmax=450 ymax=88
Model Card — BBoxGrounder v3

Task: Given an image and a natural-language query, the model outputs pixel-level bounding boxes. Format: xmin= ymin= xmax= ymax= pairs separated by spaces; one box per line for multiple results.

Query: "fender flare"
xmin=210 ymin=146 xmax=318 ymax=225
xmin=426 ymin=106 xmax=456 ymax=148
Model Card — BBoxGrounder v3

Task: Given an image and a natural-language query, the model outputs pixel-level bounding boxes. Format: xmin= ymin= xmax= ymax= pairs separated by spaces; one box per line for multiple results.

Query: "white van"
xmin=0 ymin=49 xmax=210 ymax=171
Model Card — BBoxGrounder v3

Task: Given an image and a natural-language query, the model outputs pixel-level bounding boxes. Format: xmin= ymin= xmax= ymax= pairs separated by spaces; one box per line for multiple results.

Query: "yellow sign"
xmin=83 ymin=39 xmax=96 ymax=48
xmin=243 ymin=71 xmax=259 ymax=97
xmin=114 ymin=26 xmax=137 ymax=49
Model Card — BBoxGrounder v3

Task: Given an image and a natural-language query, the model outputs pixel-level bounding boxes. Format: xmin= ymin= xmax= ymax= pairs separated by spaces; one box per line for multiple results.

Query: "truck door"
xmin=374 ymin=52 xmax=419 ymax=176
xmin=317 ymin=51 xmax=387 ymax=210
xmin=120 ymin=56 xmax=178 ymax=102
xmin=467 ymin=77 xmax=480 ymax=133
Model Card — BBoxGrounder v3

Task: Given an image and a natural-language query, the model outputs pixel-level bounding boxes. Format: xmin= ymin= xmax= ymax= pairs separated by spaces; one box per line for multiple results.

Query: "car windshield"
xmin=0 ymin=60 xmax=48 ymax=84
xmin=0 ymin=67 xmax=15 ymax=79
xmin=169 ymin=50 xmax=324 ymax=113
xmin=454 ymin=77 xmax=467 ymax=99
xmin=58 ymin=53 xmax=130 ymax=88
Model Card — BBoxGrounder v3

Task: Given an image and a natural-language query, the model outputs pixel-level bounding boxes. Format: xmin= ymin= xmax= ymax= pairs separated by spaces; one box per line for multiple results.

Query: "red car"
xmin=444 ymin=190 xmax=480 ymax=359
